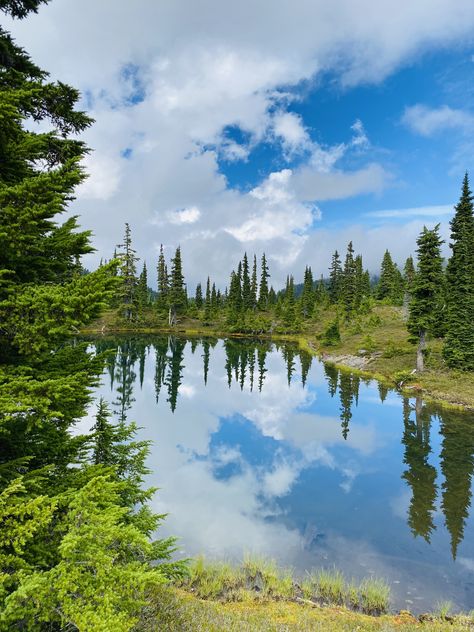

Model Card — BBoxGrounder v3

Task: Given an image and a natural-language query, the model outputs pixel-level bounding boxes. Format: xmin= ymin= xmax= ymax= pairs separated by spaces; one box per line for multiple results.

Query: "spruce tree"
xmin=300 ymin=265 xmax=314 ymax=318
xmin=258 ymin=253 xmax=270 ymax=309
xmin=241 ymin=253 xmax=251 ymax=310
xmin=328 ymin=250 xmax=343 ymax=303
xmin=377 ymin=249 xmax=395 ymax=300
xmin=136 ymin=262 xmax=148 ymax=316
xmin=116 ymin=223 xmax=139 ymax=320
xmin=407 ymin=225 xmax=444 ymax=372
xmin=168 ymin=246 xmax=186 ymax=316
xmin=156 ymin=244 xmax=169 ymax=312
xmin=250 ymin=254 xmax=258 ymax=309
xmin=342 ymin=241 xmax=356 ymax=317
xmin=195 ymin=282 xmax=203 ymax=309
xmin=443 ymin=173 xmax=474 ymax=370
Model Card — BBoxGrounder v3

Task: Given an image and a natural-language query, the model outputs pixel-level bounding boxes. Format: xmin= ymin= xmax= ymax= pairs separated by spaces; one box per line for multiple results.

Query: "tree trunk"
xmin=417 ymin=330 xmax=426 ymax=372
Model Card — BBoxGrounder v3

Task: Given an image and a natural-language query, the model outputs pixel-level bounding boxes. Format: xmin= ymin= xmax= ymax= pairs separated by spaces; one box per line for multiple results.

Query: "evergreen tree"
xmin=168 ymin=246 xmax=186 ymax=317
xmin=300 ymin=265 xmax=314 ymax=318
xmin=342 ymin=241 xmax=357 ymax=316
xmin=116 ymin=223 xmax=139 ymax=321
xmin=407 ymin=225 xmax=444 ymax=372
xmin=328 ymin=250 xmax=343 ymax=303
xmin=156 ymin=244 xmax=169 ymax=312
xmin=443 ymin=173 xmax=474 ymax=370
xmin=136 ymin=262 xmax=149 ymax=316
xmin=204 ymin=276 xmax=212 ymax=321
xmin=377 ymin=249 xmax=395 ymax=301
xmin=250 ymin=254 xmax=258 ymax=309
xmin=195 ymin=282 xmax=203 ymax=309
xmin=258 ymin=253 xmax=270 ymax=309
xmin=211 ymin=282 xmax=218 ymax=315
xmin=241 ymin=253 xmax=252 ymax=310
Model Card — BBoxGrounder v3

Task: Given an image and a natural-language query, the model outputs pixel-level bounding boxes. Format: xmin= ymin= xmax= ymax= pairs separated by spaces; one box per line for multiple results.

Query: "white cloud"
xmin=167 ymin=206 xmax=201 ymax=225
xmin=402 ymin=104 xmax=474 ymax=136
xmin=365 ymin=204 xmax=453 ymax=219
xmin=5 ymin=0 xmax=474 ymax=286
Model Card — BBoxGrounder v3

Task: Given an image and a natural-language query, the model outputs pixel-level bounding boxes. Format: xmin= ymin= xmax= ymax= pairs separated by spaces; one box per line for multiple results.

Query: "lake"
xmin=85 ymin=335 xmax=474 ymax=613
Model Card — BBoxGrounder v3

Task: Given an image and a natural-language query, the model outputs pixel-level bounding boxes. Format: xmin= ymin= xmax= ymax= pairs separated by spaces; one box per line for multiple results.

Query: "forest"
xmin=1 ymin=0 xmax=473 ymax=630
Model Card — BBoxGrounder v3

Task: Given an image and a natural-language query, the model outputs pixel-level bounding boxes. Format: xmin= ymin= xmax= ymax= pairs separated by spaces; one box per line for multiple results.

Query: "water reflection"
xmin=89 ymin=335 xmax=474 ymax=611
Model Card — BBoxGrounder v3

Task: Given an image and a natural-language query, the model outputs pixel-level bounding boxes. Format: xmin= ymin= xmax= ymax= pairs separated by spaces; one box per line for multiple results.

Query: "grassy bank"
xmin=82 ymin=304 xmax=474 ymax=410
xmin=133 ymin=558 xmax=474 ymax=631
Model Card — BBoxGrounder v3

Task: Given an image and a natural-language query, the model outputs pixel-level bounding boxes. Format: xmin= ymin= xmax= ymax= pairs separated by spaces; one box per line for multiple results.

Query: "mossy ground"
xmin=83 ymin=304 xmax=474 ymax=410
xmin=137 ymin=586 xmax=474 ymax=632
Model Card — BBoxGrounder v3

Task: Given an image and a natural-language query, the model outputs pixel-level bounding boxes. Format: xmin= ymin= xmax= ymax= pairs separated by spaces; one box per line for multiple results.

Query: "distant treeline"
xmin=110 ymin=174 xmax=474 ymax=372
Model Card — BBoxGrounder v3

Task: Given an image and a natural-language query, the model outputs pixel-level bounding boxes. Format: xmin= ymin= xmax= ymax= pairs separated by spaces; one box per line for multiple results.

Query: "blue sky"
xmin=5 ymin=0 xmax=474 ymax=288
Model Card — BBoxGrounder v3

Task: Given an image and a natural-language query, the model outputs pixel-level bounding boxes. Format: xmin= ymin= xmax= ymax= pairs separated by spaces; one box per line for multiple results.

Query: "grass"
xmin=180 ymin=557 xmax=392 ymax=616
xmin=135 ymin=583 xmax=474 ymax=632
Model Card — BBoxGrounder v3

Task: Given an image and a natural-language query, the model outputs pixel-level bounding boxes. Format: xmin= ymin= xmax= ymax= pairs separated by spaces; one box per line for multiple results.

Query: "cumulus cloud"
xmin=402 ymin=104 xmax=474 ymax=136
xmin=5 ymin=0 xmax=474 ymax=286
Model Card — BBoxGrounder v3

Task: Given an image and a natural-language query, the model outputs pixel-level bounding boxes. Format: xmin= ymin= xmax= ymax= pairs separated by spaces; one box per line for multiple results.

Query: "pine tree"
xmin=377 ymin=250 xmax=395 ymax=300
xmin=258 ymin=253 xmax=270 ymax=309
xmin=342 ymin=241 xmax=356 ymax=317
xmin=407 ymin=225 xmax=444 ymax=372
xmin=328 ymin=250 xmax=343 ymax=303
xmin=443 ymin=173 xmax=474 ymax=370
xmin=241 ymin=253 xmax=251 ymax=310
xmin=195 ymin=282 xmax=203 ymax=309
xmin=300 ymin=266 xmax=314 ymax=318
xmin=116 ymin=223 xmax=139 ymax=321
xmin=211 ymin=282 xmax=217 ymax=314
xmin=156 ymin=244 xmax=169 ymax=312
xmin=250 ymin=254 xmax=258 ymax=309
xmin=204 ymin=276 xmax=212 ymax=321
xmin=168 ymin=246 xmax=186 ymax=317
xmin=136 ymin=262 xmax=149 ymax=316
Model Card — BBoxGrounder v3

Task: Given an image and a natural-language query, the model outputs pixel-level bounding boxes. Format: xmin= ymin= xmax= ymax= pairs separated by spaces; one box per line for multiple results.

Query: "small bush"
xmin=322 ymin=318 xmax=341 ymax=346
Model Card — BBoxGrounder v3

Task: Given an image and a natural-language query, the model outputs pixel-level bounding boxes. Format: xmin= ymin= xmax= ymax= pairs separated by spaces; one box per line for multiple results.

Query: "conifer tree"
xmin=377 ymin=249 xmax=395 ymax=300
xmin=156 ymin=244 xmax=169 ymax=312
xmin=241 ymin=253 xmax=252 ymax=310
xmin=168 ymin=246 xmax=186 ymax=316
xmin=195 ymin=282 xmax=203 ymax=309
xmin=116 ymin=223 xmax=139 ymax=321
xmin=407 ymin=225 xmax=444 ymax=372
xmin=342 ymin=241 xmax=356 ymax=316
xmin=211 ymin=282 xmax=217 ymax=314
xmin=328 ymin=250 xmax=343 ymax=303
xmin=258 ymin=253 xmax=270 ymax=309
xmin=250 ymin=254 xmax=258 ymax=309
xmin=443 ymin=173 xmax=474 ymax=370
xmin=204 ymin=276 xmax=212 ymax=321
xmin=136 ymin=262 xmax=148 ymax=316
xmin=300 ymin=266 xmax=314 ymax=318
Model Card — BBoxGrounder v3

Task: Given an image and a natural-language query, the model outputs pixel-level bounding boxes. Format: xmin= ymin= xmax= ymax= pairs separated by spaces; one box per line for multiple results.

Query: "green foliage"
xmin=443 ymin=173 xmax=474 ymax=370
xmin=322 ymin=318 xmax=341 ymax=346
xmin=2 ymin=477 xmax=167 ymax=631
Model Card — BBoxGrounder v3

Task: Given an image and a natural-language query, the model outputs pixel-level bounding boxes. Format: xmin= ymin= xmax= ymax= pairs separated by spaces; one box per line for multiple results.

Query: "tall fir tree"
xmin=241 ymin=252 xmax=252 ymax=310
xmin=342 ymin=241 xmax=357 ymax=317
xmin=168 ymin=246 xmax=187 ymax=316
xmin=407 ymin=225 xmax=444 ymax=372
xmin=250 ymin=254 xmax=258 ymax=309
xmin=258 ymin=253 xmax=270 ymax=309
xmin=443 ymin=173 xmax=474 ymax=370
xmin=116 ymin=223 xmax=139 ymax=321
xmin=194 ymin=282 xmax=203 ymax=309
xmin=300 ymin=265 xmax=315 ymax=318
xmin=156 ymin=244 xmax=169 ymax=312
xmin=328 ymin=250 xmax=343 ymax=303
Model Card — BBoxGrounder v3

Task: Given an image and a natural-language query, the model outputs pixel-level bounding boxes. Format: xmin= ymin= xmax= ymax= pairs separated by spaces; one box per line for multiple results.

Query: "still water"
xmin=86 ymin=335 xmax=474 ymax=612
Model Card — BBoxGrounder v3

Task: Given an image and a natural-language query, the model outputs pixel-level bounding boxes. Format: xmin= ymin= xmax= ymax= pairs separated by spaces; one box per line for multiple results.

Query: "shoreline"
xmin=80 ymin=323 xmax=474 ymax=412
